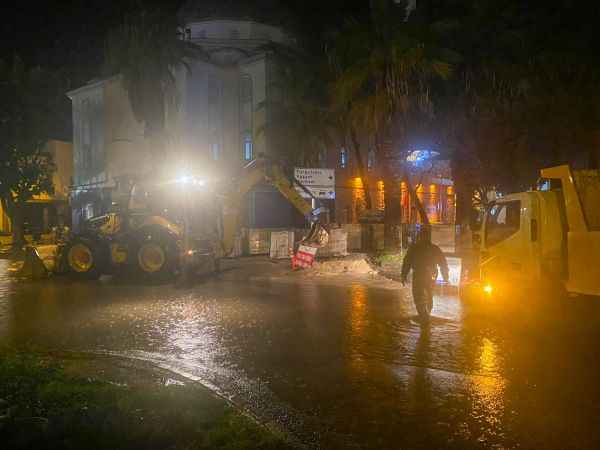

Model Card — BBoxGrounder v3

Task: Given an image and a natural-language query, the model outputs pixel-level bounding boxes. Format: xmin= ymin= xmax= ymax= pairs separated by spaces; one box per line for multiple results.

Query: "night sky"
xmin=0 ymin=0 xmax=366 ymax=140
xmin=0 ymin=1 xmax=367 ymax=70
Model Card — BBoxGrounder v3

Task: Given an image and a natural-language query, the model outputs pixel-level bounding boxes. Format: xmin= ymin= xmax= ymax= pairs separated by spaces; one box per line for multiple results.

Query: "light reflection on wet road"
xmin=1 ymin=258 xmax=600 ymax=449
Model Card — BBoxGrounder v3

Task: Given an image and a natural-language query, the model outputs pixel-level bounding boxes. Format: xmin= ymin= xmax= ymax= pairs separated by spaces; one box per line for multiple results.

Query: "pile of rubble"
xmin=302 ymin=254 xmax=376 ymax=276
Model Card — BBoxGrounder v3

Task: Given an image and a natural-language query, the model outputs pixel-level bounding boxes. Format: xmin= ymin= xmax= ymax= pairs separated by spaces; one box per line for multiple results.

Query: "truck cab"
xmin=475 ymin=165 xmax=600 ymax=299
xmin=479 ymin=190 xmax=565 ymax=297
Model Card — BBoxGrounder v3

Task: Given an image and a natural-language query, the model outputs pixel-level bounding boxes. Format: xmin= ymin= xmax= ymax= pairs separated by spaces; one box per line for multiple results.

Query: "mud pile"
xmin=307 ymin=254 xmax=375 ymax=276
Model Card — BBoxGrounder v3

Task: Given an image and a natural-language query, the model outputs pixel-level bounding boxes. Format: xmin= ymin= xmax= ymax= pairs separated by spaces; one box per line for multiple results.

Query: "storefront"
xmin=336 ymin=174 xmax=455 ymax=225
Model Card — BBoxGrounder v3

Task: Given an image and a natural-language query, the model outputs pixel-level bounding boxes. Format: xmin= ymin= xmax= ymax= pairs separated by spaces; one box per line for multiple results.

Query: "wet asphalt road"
xmin=1 ymin=258 xmax=600 ymax=450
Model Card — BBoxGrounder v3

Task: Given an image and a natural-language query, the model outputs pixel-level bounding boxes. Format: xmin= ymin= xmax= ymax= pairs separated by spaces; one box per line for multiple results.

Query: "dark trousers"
xmin=412 ymin=274 xmax=434 ymax=314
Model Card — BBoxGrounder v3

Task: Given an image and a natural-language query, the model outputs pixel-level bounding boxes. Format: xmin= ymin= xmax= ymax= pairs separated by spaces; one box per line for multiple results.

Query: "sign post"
xmin=294 ymin=168 xmax=335 ymax=200
xmin=292 ymin=168 xmax=334 ymax=269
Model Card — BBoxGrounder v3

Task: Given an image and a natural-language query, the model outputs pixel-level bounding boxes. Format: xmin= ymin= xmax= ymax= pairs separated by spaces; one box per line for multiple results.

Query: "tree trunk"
xmin=4 ymin=197 xmax=25 ymax=251
xmin=401 ymin=168 xmax=430 ymax=226
xmin=411 ymin=186 xmax=430 ymax=225
xmin=452 ymin=164 xmax=472 ymax=227
xmin=349 ymin=124 xmax=373 ymax=211
xmin=380 ymin=140 xmax=402 ymax=250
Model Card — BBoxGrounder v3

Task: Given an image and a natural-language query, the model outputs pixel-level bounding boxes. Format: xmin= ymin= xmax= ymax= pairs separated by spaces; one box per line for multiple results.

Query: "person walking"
xmin=401 ymin=226 xmax=449 ymax=323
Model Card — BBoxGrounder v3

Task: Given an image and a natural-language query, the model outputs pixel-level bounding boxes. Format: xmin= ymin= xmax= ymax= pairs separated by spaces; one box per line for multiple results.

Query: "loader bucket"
xmin=19 ymin=246 xmax=48 ymax=279
xmin=17 ymin=244 xmax=59 ymax=279
xmin=300 ymin=223 xmax=329 ymax=248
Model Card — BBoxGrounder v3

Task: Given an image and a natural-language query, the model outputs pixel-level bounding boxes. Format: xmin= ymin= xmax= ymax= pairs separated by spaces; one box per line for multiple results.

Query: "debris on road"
xmin=297 ymin=254 xmax=376 ymax=276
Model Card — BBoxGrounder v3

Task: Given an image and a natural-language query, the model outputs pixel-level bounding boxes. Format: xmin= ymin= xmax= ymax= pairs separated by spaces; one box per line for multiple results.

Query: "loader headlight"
xmin=483 ymin=284 xmax=493 ymax=295
xmin=176 ymin=175 xmax=206 ymax=187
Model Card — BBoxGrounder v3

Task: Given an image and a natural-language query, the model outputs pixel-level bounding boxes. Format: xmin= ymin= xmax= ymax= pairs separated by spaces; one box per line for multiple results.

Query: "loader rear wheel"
xmin=65 ymin=239 xmax=104 ymax=280
xmin=137 ymin=242 xmax=167 ymax=275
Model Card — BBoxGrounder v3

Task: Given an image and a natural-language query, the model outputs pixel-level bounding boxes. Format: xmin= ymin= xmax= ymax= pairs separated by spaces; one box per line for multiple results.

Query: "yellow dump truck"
xmin=467 ymin=165 xmax=600 ymax=300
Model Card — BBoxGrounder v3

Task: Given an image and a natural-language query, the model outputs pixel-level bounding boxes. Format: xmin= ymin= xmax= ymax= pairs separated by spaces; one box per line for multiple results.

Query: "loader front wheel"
xmin=65 ymin=239 xmax=104 ymax=280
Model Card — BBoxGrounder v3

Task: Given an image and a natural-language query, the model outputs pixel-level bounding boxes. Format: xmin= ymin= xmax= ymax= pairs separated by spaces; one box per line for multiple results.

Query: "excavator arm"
xmin=220 ymin=159 xmax=328 ymax=256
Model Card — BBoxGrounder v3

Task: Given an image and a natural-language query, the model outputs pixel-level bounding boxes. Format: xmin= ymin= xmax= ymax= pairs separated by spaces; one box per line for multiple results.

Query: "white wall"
xmin=68 ymin=19 xmax=288 ymax=187
xmin=69 ymin=82 xmax=105 ymax=187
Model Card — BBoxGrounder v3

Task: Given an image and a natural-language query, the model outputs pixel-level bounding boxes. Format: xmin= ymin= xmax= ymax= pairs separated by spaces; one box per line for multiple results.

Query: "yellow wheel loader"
xmin=61 ymin=212 xmax=185 ymax=280
xmin=20 ymin=157 xmax=328 ymax=281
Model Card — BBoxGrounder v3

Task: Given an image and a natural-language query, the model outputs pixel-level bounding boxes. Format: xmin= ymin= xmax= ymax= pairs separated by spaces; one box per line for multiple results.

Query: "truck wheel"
xmin=65 ymin=239 xmax=104 ymax=280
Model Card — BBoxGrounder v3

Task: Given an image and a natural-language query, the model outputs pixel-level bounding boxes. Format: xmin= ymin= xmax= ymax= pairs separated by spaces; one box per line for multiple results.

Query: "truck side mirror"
xmin=530 ymin=219 xmax=538 ymax=242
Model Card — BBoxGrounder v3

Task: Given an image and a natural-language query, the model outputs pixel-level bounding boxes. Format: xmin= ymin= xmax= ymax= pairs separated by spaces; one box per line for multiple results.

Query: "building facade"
xmin=329 ymin=146 xmax=455 ymax=226
xmin=67 ymin=18 xmax=298 ymax=229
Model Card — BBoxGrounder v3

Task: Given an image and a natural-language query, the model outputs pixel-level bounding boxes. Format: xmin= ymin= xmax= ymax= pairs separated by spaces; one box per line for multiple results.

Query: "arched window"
xmin=367 ymin=148 xmax=376 ymax=171
xmin=240 ymin=75 xmax=253 ymax=161
xmin=340 ymin=148 xmax=348 ymax=168
xmin=243 ymin=132 xmax=253 ymax=161
xmin=210 ymin=143 xmax=220 ymax=161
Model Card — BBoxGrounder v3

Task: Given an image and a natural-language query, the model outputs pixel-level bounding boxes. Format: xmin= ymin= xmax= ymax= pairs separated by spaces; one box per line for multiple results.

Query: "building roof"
xmin=178 ymin=0 xmax=292 ymax=26
xmin=66 ymin=76 xmax=119 ymax=99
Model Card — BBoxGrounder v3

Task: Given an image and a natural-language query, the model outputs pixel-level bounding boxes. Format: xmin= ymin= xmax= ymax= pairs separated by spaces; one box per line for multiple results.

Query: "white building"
xmin=67 ymin=17 xmax=298 ymax=229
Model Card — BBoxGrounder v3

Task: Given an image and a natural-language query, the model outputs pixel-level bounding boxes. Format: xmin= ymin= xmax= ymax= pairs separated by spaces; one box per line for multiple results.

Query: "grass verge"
xmin=0 ymin=350 xmax=293 ymax=450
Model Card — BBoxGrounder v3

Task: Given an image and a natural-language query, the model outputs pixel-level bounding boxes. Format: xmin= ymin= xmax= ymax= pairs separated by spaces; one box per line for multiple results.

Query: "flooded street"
xmin=1 ymin=258 xmax=600 ymax=449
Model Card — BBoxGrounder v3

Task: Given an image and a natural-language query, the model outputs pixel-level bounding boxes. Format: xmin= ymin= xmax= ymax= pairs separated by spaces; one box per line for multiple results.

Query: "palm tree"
xmin=432 ymin=0 xmax=600 ymax=225
xmin=328 ymin=0 xmax=456 ymax=229
xmin=257 ymin=45 xmax=334 ymax=167
xmin=104 ymin=8 xmax=205 ymax=172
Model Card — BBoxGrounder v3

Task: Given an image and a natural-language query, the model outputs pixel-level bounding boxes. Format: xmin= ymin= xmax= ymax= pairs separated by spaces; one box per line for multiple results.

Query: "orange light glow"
xmin=429 ymin=184 xmax=437 ymax=193
xmin=349 ymin=284 xmax=368 ymax=372
xmin=351 ymin=177 xmax=364 ymax=188
xmin=376 ymin=180 xmax=385 ymax=210
xmin=447 ymin=186 xmax=454 ymax=195
xmin=351 ymin=177 xmax=366 ymax=222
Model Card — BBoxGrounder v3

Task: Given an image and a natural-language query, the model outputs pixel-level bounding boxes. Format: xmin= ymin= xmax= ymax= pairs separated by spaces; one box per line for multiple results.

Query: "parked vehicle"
xmin=462 ymin=165 xmax=600 ymax=301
